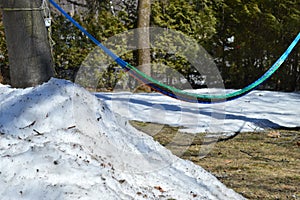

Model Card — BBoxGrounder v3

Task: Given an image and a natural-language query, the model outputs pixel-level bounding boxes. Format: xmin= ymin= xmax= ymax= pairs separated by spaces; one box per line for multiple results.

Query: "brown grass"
xmin=131 ymin=121 xmax=300 ymax=200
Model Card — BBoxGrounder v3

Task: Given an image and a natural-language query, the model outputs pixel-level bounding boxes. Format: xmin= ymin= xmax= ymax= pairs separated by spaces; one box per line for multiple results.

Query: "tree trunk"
xmin=136 ymin=0 xmax=151 ymax=92
xmin=2 ymin=0 xmax=54 ymax=88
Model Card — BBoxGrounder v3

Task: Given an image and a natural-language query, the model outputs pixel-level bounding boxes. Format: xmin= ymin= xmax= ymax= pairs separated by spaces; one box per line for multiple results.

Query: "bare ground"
xmin=131 ymin=121 xmax=300 ymax=200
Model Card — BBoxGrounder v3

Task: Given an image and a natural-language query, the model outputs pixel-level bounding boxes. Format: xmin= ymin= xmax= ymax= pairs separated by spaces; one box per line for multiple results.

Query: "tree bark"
xmin=136 ymin=0 xmax=151 ymax=92
xmin=2 ymin=0 xmax=54 ymax=88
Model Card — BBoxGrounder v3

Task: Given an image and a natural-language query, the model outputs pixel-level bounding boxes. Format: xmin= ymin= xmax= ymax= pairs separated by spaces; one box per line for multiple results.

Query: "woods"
xmin=0 ymin=0 xmax=299 ymax=90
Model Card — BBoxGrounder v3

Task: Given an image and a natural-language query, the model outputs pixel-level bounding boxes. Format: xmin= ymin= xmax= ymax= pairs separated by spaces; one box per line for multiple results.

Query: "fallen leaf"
xmin=267 ymin=131 xmax=281 ymax=138
xmin=154 ymin=186 xmax=165 ymax=193
xmin=224 ymin=160 xmax=233 ymax=164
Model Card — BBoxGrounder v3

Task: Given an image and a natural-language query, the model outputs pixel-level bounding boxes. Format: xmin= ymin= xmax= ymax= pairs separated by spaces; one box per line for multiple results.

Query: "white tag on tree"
xmin=45 ymin=18 xmax=52 ymax=27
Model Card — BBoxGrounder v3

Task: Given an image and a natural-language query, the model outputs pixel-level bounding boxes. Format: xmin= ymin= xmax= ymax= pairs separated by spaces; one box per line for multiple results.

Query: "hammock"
xmin=49 ymin=0 xmax=300 ymax=103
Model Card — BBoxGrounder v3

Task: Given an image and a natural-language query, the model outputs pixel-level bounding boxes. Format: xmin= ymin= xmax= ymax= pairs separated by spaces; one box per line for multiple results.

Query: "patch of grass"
xmin=131 ymin=121 xmax=300 ymax=200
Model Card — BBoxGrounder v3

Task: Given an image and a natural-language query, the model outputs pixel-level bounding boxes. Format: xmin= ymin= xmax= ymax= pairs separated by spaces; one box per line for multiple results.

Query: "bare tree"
xmin=136 ymin=0 xmax=151 ymax=91
xmin=2 ymin=0 xmax=54 ymax=88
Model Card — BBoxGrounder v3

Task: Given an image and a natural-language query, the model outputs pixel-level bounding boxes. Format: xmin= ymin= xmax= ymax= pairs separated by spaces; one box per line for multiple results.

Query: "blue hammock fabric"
xmin=49 ymin=0 xmax=300 ymax=103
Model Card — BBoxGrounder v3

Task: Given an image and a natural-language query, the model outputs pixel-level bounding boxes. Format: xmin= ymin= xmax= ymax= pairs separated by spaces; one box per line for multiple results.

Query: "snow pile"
xmin=0 ymin=79 xmax=244 ymax=200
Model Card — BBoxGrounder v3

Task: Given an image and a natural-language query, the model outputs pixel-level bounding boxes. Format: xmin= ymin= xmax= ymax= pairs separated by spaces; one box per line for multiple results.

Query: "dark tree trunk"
xmin=2 ymin=0 xmax=54 ymax=88
xmin=136 ymin=0 xmax=151 ymax=92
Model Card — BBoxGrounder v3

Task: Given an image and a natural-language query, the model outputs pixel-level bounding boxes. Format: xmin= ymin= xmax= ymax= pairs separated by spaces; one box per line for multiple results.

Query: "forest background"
xmin=0 ymin=0 xmax=299 ymax=91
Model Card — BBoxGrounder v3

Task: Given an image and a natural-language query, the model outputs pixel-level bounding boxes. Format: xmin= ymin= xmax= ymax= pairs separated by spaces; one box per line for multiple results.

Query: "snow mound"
xmin=0 ymin=78 xmax=244 ymax=200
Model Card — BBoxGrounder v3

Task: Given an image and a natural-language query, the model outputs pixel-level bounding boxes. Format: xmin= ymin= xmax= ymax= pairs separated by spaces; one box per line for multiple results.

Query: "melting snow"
xmin=97 ymin=89 xmax=300 ymax=134
xmin=0 ymin=79 xmax=244 ymax=200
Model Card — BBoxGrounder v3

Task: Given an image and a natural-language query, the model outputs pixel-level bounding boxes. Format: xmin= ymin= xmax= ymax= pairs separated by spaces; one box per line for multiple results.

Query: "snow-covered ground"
xmin=0 ymin=79 xmax=245 ymax=200
xmin=97 ymin=89 xmax=300 ymax=134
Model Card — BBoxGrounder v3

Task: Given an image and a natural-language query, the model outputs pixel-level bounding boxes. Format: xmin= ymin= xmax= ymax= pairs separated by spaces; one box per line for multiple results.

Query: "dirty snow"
xmin=0 ymin=78 xmax=245 ymax=200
